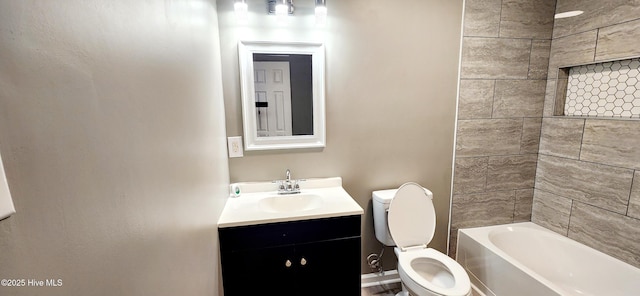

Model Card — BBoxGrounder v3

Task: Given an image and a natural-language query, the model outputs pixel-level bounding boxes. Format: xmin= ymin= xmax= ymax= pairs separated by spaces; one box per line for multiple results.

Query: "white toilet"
xmin=373 ymin=182 xmax=471 ymax=296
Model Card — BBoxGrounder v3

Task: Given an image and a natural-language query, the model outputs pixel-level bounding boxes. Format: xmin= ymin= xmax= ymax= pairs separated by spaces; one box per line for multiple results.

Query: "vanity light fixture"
xmin=234 ymin=0 xmax=249 ymax=23
xmin=315 ymin=0 xmax=327 ymax=25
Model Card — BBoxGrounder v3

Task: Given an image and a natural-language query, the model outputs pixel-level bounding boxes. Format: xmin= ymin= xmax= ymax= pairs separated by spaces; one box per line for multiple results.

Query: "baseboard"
xmin=361 ymin=270 xmax=401 ymax=288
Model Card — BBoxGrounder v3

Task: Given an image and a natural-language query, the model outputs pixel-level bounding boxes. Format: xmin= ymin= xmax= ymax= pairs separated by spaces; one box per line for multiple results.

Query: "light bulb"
xmin=275 ymin=1 xmax=288 ymax=15
xmin=275 ymin=1 xmax=288 ymax=23
xmin=234 ymin=0 xmax=248 ymax=23
xmin=315 ymin=6 xmax=327 ymax=25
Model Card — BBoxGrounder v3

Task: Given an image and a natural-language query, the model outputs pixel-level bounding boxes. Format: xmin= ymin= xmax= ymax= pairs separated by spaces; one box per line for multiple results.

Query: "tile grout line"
xmin=511 ymin=189 xmax=517 ymax=222
xmin=526 ymin=38 xmax=534 ymax=79
xmin=577 ymin=119 xmax=587 ymax=160
xmin=566 ymin=199 xmax=574 ymax=237
xmin=593 ymin=28 xmax=600 ymax=62
xmin=518 ymin=117 xmax=525 ymax=154
xmin=626 ymin=170 xmax=635 ymax=216
xmin=497 ymin=0 xmax=503 ymax=38
xmin=464 ymin=35 xmax=546 ymax=41
xmin=459 ymin=78 xmax=548 ymax=81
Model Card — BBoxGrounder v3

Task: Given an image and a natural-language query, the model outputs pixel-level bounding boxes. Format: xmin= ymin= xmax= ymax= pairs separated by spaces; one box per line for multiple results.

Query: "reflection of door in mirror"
xmin=253 ymin=53 xmax=314 ymax=137
xmin=254 ymin=61 xmax=292 ymax=137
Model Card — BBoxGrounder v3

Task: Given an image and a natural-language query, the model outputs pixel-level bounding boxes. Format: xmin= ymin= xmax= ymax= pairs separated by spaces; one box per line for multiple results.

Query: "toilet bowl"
xmin=373 ymin=183 xmax=471 ymax=296
xmin=395 ymin=247 xmax=470 ymax=296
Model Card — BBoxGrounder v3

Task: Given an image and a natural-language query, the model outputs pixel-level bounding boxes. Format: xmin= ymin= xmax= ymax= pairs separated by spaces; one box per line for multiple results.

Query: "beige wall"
xmin=0 ymin=1 xmax=229 ymax=295
xmin=218 ymin=0 xmax=463 ymax=273
xmin=533 ymin=0 xmax=640 ymax=268
xmin=450 ymin=0 xmax=556 ymax=257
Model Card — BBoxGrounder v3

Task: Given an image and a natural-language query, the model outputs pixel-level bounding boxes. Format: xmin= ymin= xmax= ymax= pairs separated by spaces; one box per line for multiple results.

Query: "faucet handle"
xmin=293 ymin=181 xmax=300 ymax=191
xmin=273 ymin=180 xmax=285 ymax=191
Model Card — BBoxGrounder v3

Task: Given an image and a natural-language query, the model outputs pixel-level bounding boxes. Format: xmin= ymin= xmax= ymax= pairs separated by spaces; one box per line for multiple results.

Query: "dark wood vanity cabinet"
xmin=219 ymin=215 xmax=361 ymax=296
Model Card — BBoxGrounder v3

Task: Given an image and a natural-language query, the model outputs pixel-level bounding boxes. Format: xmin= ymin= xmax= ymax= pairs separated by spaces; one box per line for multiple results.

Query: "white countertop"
xmin=218 ymin=177 xmax=364 ymax=228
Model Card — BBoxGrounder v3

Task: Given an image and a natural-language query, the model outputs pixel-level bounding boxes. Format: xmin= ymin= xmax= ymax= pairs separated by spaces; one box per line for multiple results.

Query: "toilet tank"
xmin=372 ymin=189 xmax=398 ymax=246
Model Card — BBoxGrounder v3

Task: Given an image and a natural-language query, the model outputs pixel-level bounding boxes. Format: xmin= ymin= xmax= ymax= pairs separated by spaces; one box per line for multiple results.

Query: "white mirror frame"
xmin=238 ymin=40 xmax=326 ymax=151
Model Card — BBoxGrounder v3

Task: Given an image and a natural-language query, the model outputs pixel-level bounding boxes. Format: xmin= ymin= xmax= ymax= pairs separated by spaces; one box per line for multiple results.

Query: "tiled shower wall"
xmin=449 ymin=0 xmax=556 ymax=256
xmin=534 ymin=0 xmax=640 ymax=268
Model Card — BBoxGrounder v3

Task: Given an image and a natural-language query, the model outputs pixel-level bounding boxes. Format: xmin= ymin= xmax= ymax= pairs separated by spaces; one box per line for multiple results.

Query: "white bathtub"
xmin=456 ymin=222 xmax=640 ymax=296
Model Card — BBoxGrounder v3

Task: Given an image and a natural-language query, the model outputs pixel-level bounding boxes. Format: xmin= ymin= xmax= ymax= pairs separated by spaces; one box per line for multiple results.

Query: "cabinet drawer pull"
xmin=300 ymin=257 xmax=307 ymax=266
xmin=285 ymin=259 xmax=292 ymax=268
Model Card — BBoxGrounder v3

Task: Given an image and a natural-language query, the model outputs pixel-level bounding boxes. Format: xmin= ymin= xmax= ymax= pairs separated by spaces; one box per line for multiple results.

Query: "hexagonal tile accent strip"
xmin=565 ymin=58 xmax=640 ymax=118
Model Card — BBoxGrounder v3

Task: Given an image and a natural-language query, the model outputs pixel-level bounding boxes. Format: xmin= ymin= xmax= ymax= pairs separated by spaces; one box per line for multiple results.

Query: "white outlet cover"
xmin=227 ymin=136 xmax=244 ymax=158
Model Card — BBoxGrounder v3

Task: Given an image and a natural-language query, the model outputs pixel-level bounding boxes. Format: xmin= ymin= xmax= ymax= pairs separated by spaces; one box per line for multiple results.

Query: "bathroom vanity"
xmin=217 ymin=177 xmax=363 ymax=296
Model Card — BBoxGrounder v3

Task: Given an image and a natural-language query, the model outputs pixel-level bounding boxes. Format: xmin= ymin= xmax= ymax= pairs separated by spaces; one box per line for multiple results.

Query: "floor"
xmin=361 ymin=282 xmax=402 ymax=296
xmin=361 ymin=282 xmax=483 ymax=296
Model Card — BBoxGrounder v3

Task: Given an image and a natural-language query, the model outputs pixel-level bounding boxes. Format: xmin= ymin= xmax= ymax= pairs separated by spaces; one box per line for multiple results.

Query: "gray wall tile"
xmin=569 ymin=202 xmax=640 ymax=268
xmin=529 ymin=40 xmax=552 ymax=80
xmin=515 ymin=188 xmax=534 ymax=222
xmin=543 ymin=79 xmax=558 ymax=116
xmin=628 ymin=171 xmax=640 ymax=220
xmin=461 ymin=37 xmax=532 ymax=79
xmin=451 ymin=191 xmax=516 ymax=230
xmin=463 ymin=0 xmax=502 ymax=37
xmin=449 ymin=232 xmax=458 ymax=258
xmin=539 ymin=118 xmax=585 ymax=159
xmin=458 ymin=80 xmax=495 ymax=119
xmin=493 ymin=80 xmax=546 ymax=118
xmin=500 ymin=0 xmax=556 ymax=39
xmin=536 ymin=154 xmax=634 ymax=214
xmin=521 ymin=118 xmax=542 ymax=154
xmin=532 ymin=189 xmax=573 ymax=235
xmin=486 ymin=154 xmax=538 ymax=191
xmin=596 ymin=18 xmax=640 ymax=62
xmin=456 ymin=119 xmax=523 ymax=157
xmin=450 ymin=189 xmax=516 ymax=257
xmin=453 ymin=157 xmax=488 ymax=194
xmin=554 ymin=0 xmax=640 ymax=38
xmin=448 ymin=232 xmax=457 ymax=258
xmin=548 ymin=30 xmax=597 ymax=71
xmin=581 ymin=120 xmax=640 ymax=170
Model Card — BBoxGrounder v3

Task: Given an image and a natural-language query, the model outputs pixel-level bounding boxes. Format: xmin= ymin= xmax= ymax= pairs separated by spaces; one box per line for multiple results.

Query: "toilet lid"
xmin=388 ymin=182 xmax=436 ymax=249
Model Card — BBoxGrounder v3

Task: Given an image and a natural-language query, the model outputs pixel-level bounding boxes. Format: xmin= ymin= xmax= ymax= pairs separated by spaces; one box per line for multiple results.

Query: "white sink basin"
xmin=218 ymin=177 xmax=364 ymax=227
xmin=258 ymin=193 xmax=323 ymax=213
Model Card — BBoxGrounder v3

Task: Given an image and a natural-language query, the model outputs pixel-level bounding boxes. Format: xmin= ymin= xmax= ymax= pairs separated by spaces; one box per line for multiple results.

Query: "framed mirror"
xmin=238 ymin=41 xmax=325 ymax=150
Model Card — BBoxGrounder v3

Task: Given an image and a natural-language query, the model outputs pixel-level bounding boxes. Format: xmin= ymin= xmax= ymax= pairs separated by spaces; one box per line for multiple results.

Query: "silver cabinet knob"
xmin=300 ymin=257 xmax=307 ymax=266
xmin=285 ymin=259 xmax=292 ymax=268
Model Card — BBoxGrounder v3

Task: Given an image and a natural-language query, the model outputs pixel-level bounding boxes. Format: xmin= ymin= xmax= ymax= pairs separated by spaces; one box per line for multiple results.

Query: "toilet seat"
xmin=388 ymin=183 xmax=471 ymax=296
xmin=397 ymin=248 xmax=471 ymax=296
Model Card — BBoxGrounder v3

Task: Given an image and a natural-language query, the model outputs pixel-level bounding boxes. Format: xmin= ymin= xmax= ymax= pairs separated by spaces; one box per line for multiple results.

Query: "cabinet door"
xmin=223 ymin=245 xmax=297 ymax=296
xmin=294 ymin=237 xmax=361 ymax=295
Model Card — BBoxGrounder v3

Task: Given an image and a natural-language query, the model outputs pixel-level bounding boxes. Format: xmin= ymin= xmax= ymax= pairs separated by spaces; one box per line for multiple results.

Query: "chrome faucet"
xmin=277 ymin=169 xmax=301 ymax=194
